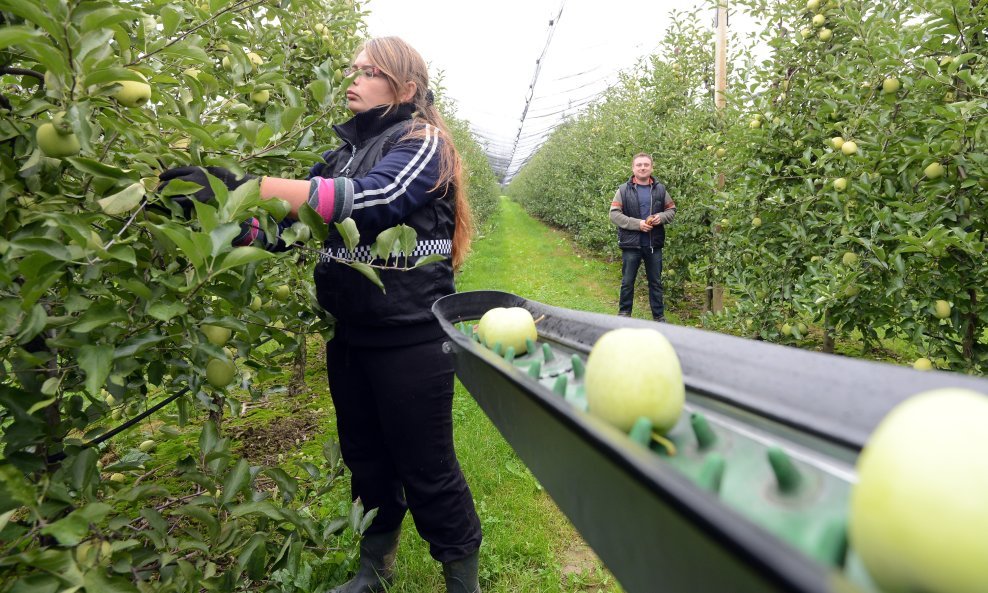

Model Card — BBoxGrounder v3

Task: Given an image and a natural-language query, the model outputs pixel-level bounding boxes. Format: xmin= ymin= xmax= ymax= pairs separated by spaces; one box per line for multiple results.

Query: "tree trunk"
xmin=823 ymin=309 xmax=835 ymax=354
xmin=962 ymin=288 xmax=977 ymax=365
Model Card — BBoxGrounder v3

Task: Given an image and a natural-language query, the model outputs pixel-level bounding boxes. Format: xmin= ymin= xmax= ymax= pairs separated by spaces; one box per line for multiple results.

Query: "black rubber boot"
xmin=329 ymin=529 xmax=401 ymax=593
xmin=442 ymin=551 xmax=480 ymax=593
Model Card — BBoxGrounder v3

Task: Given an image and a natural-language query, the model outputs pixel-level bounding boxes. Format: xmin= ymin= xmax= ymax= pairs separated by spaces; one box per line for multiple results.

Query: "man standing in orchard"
xmin=609 ymin=153 xmax=676 ymax=322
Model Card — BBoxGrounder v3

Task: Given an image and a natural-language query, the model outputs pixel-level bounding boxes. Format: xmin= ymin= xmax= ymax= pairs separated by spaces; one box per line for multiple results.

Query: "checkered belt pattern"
xmin=319 ymin=239 xmax=452 ymax=263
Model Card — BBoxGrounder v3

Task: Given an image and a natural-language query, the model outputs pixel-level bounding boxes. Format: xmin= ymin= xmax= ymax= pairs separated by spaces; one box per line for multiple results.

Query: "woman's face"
xmin=345 ymin=51 xmax=396 ymax=113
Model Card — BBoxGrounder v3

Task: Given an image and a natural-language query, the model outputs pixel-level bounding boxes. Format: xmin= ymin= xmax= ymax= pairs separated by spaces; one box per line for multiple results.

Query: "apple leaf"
xmin=412 ymin=254 xmax=447 ymax=269
xmin=397 ymin=225 xmax=417 ymax=257
xmin=346 ymin=262 xmax=384 ymax=292
xmin=298 ymin=202 xmax=329 ymax=241
xmin=78 ymin=344 xmax=113 ymax=396
xmin=334 ymin=218 xmax=360 ymax=252
xmin=214 ymin=246 xmax=273 ymax=274
xmin=40 ymin=503 xmax=112 ymax=546
xmin=97 ymin=183 xmax=145 ymax=215
xmin=372 ymin=227 xmax=401 ymax=261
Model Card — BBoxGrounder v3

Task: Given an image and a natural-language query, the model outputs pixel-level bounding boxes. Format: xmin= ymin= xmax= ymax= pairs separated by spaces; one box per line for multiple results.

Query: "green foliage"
xmin=508 ymin=1 xmax=987 ymax=372
xmin=436 ymin=93 xmax=501 ymax=238
xmin=0 ymin=0 xmax=412 ymax=589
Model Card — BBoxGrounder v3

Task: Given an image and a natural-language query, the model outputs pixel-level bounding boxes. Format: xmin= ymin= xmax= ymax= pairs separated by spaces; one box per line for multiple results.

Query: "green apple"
xmin=841 ymin=140 xmax=858 ymax=155
xmin=206 ymin=358 xmax=236 ymax=388
xmin=314 ymin=23 xmax=328 ymax=35
xmin=912 ymin=357 xmax=933 ymax=371
xmin=477 ymin=307 xmax=537 ymax=354
xmin=715 ymin=147 xmax=726 ymax=158
xmin=830 ymin=136 xmax=845 ymax=150
xmin=933 ymin=299 xmax=951 ymax=319
xmin=250 ymin=296 xmax=263 ymax=311
xmin=844 ymin=284 xmax=861 ymax=297
xmin=222 ymin=55 xmax=233 ymax=71
xmin=749 ymin=118 xmax=762 ymax=129
xmin=800 ymin=27 xmax=813 ymax=39
xmin=250 ymin=89 xmax=270 ymax=104
xmin=585 ymin=328 xmax=684 ymax=434
xmin=781 ymin=323 xmax=792 ymax=336
xmin=201 ymin=323 xmax=232 ymax=346
xmin=849 ymin=388 xmax=988 ymax=593
xmin=812 ymin=13 xmax=826 ymax=27
xmin=247 ymin=52 xmax=264 ymax=68
xmin=111 ymin=72 xmax=151 ymax=107
xmin=881 ymin=77 xmax=900 ymax=94
xmin=36 ymin=122 xmax=81 ymax=158
xmin=274 ymin=284 xmax=291 ymax=299
xmin=751 ymin=217 xmax=762 ymax=227
xmin=833 ymin=177 xmax=848 ymax=191
xmin=797 ymin=322 xmax=808 ymax=335
xmin=842 ymin=251 xmax=858 ymax=266
xmin=183 ymin=68 xmax=201 ymax=79
xmin=138 ymin=439 xmax=156 ymax=452
xmin=818 ymin=27 xmax=833 ymax=41
xmin=806 ymin=0 xmax=821 ymax=10
xmin=109 ymin=473 xmax=127 ymax=483
xmin=923 ymin=162 xmax=945 ymax=179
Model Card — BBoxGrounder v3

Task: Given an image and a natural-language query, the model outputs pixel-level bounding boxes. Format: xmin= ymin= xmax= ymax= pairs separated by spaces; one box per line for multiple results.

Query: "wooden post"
xmin=708 ymin=0 xmax=728 ymax=313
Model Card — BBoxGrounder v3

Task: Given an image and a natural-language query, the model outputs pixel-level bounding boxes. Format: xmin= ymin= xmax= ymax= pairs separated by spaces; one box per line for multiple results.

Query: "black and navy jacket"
xmin=305 ymin=103 xmax=456 ymax=346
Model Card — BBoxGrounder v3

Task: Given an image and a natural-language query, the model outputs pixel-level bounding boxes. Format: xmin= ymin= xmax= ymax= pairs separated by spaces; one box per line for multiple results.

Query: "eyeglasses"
xmin=344 ymin=65 xmax=383 ymax=79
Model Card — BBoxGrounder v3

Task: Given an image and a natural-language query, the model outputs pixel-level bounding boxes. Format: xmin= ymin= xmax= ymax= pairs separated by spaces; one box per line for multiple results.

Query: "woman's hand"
xmin=158 ymin=166 xmax=256 ymax=216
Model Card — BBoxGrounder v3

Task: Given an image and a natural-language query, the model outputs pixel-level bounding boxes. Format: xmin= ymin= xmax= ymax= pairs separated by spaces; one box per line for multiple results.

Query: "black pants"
xmin=619 ymin=247 xmax=664 ymax=319
xmin=326 ymin=335 xmax=482 ymax=563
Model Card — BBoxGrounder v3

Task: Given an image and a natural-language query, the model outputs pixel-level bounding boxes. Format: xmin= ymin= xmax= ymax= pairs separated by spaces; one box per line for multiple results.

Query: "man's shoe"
xmin=617 ymin=312 xmax=631 ymax=317
xmin=653 ymin=316 xmax=666 ymax=323
xmin=443 ymin=551 xmax=480 ymax=593
xmin=329 ymin=529 xmax=401 ymax=593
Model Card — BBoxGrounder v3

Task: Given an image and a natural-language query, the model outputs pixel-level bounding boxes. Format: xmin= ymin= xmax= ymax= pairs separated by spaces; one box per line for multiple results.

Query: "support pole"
xmin=708 ymin=0 xmax=728 ymax=313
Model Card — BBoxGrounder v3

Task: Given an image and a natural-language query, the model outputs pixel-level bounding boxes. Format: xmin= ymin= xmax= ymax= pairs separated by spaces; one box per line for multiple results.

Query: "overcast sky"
xmin=364 ymin=0 xmax=761 ymax=181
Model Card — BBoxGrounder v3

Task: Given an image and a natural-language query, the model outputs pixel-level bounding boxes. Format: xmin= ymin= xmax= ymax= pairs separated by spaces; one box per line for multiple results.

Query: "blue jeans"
xmin=619 ymin=247 xmax=664 ymax=319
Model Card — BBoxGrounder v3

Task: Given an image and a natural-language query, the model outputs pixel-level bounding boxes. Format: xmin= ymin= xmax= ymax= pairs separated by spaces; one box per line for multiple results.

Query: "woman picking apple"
xmin=159 ymin=37 xmax=482 ymax=593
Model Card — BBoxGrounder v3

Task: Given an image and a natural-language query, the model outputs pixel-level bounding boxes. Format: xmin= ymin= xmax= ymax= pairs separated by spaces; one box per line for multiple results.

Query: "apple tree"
xmin=0 ymin=0 xmax=440 ymax=589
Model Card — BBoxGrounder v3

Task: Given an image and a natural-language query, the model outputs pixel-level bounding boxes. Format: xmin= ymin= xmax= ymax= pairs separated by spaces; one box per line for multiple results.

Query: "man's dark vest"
xmin=618 ymin=180 xmax=667 ymax=249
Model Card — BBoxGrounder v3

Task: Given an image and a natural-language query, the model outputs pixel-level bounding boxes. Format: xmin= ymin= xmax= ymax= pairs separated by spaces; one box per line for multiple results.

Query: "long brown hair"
xmin=356 ymin=36 xmax=473 ymax=269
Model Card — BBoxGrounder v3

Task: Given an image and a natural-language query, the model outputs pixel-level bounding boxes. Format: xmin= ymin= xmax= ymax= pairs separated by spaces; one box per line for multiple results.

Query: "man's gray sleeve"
xmin=655 ymin=191 xmax=676 ymax=225
xmin=609 ymin=188 xmax=641 ymax=230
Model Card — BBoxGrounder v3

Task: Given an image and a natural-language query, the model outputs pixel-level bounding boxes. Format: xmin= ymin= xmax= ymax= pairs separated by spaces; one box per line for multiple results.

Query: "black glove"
xmin=158 ymin=166 xmax=256 ymax=216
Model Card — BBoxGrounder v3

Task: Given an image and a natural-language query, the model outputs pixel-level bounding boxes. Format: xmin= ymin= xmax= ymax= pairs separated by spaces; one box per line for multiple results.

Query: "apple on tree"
xmin=585 ymin=328 xmax=684 ymax=434
xmin=110 ymin=71 xmax=152 ymax=107
xmin=881 ymin=77 xmax=900 ymax=94
xmin=477 ymin=307 xmax=537 ymax=354
xmin=841 ymin=141 xmax=858 ymax=156
xmin=850 ymin=388 xmax=988 ymax=593
xmin=924 ymin=162 xmax=945 ymax=179
xmin=818 ymin=28 xmax=832 ymax=41
xmin=206 ymin=357 xmax=237 ymax=389
xmin=36 ymin=119 xmax=81 ymax=158
xmin=912 ymin=357 xmax=933 ymax=371
xmin=933 ymin=299 xmax=951 ymax=319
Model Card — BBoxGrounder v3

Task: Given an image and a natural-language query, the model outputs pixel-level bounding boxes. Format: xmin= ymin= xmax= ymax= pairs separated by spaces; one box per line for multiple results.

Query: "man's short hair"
xmin=632 ymin=152 xmax=653 ymax=164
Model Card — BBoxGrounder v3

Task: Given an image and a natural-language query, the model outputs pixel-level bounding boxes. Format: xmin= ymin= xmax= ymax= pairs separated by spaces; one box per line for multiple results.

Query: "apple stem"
xmin=533 ymin=314 xmax=546 ymax=324
xmin=650 ymin=431 xmax=678 ymax=457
